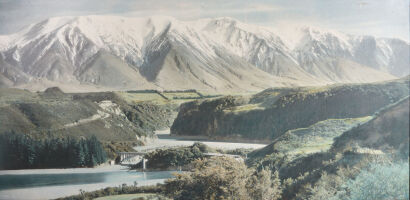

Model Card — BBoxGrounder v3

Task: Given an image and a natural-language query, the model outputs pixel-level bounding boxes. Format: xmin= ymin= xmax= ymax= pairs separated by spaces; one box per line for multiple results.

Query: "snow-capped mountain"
xmin=0 ymin=15 xmax=407 ymax=92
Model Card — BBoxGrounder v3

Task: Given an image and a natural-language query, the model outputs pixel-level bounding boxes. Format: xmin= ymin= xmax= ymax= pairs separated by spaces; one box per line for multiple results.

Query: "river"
xmin=0 ymin=166 xmax=176 ymax=200
xmin=0 ymin=130 xmax=266 ymax=200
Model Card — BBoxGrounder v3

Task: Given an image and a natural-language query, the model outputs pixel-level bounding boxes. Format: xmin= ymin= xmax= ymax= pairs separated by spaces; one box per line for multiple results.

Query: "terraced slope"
xmin=0 ymin=88 xmax=175 ymax=142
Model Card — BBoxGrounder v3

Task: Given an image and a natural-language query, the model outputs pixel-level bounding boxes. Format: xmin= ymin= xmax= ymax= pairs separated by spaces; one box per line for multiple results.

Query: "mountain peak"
xmin=0 ymin=15 xmax=407 ymax=92
xmin=210 ymin=17 xmax=239 ymax=25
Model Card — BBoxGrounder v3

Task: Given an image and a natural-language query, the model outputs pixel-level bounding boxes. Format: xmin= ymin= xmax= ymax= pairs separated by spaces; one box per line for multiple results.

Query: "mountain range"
xmin=0 ymin=15 xmax=408 ymax=92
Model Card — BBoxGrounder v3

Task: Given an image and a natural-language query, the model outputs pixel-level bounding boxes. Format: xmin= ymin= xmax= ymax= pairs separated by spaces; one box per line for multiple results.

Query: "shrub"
xmin=164 ymin=157 xmax=282 ymax=200
xmin=344 ymin=162 xmax=409 ymax=200
xmin=144 ymin=144 xmax=205 ymax=169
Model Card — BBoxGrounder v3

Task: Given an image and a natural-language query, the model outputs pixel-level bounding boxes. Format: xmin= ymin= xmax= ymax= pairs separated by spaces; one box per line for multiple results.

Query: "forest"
xmin=0 ymin=133 xmax=107 ymax=169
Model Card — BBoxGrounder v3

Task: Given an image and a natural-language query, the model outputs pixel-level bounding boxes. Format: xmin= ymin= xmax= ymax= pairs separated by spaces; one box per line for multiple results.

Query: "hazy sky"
xmin=0 ymin=0 xmax=408 ymax=40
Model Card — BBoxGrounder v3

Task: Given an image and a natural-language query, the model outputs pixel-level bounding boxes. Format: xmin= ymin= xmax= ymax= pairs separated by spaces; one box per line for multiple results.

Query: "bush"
xmin=144 ymin=144 xmax=205 ymax=169
xmin=247 ymin=169 xmax=282 ymax=200
xmin=344 ymin=162 xmax=409 ymax=200
xmin=164 ymin=157 xmax=282 ymax=200
xmin=56 ymin=185 xmax=163 ymax=200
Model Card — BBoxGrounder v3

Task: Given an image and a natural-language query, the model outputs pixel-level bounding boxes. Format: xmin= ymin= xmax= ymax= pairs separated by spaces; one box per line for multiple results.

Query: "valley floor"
xmin=134 ymin=129 xmax=267 ymax=152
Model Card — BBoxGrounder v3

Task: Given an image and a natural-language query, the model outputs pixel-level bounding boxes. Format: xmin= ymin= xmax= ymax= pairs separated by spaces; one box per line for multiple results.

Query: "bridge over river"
xmin=117 ymin=152 xmax=147 ymax=168
xmin=117 ymin=151 xmax=244 ymax=169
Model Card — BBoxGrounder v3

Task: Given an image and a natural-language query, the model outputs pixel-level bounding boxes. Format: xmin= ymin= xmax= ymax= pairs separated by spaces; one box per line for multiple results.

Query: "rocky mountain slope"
xmin=171 ymin=77 xmax=409 ymax=140
xmin=0 ymin=15 xmax=406 ymax=92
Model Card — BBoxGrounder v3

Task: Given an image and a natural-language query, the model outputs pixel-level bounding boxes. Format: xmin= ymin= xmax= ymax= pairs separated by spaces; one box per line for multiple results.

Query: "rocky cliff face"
xmin=171 ymin=77 xmax=409 ymax=140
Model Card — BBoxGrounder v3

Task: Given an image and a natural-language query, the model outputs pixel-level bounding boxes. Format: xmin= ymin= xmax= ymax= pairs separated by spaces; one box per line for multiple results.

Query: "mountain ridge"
xmin=0 ymin=15 xmax=406 ymax=92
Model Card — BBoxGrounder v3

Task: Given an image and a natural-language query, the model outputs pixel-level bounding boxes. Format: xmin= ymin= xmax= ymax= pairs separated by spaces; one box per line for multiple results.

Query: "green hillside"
xmin=248 ymin=116 xmax=372 ymax=163
xmin=171 ymin=77 xmax=409 ymax=140
xmin=249 ymin=96 xmax=409 ymax=199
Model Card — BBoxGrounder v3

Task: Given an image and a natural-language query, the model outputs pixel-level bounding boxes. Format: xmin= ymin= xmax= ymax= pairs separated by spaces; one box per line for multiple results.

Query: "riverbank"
xmin=0 ymin=165 xmax=127 ymax=175
xmin=134 ymin=129 xmax=267 ymax=152
xmin=156 ymin=129 xmax=271 ymax=144
xmin=167 ymin=134 xmax=271 ymax=144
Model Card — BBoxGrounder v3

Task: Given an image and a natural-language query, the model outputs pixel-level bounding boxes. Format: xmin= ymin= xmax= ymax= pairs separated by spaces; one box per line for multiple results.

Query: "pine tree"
xmin=75 ymin=140 xmax=85 ymax=167
xmin=83 ymin=140 xmax=90 ymax=165
xmin=26 ymin=139 xmax=36 ymax=168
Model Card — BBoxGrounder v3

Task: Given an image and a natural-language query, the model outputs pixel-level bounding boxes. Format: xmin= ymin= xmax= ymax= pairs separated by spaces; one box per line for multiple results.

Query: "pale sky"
xmin=0 ymin=0 xmax=408 ymax=40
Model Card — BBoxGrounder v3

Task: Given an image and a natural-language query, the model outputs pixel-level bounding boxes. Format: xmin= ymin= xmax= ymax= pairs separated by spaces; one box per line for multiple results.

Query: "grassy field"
xmin=94 ymin=193 xmax=169 ymax=200
xmin=116 ymin=90 xmax=223 ymax=106
xmin=162 ymin=92 xmax=200 ymax=99
xmin=116 ymin=92 xmax=167 ymax=104
xmin=0 ymin=88 xmax=48 ymax=106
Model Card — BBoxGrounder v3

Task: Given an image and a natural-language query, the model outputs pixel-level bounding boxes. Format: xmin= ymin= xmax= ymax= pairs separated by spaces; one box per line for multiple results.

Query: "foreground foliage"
xmin=344 ymin=162 xmax=409 ymax=200
xmin=164 ymin=157 xmax=282 ymax=200
xmin=56 ymin=185 xmax=163 ymax=200
xmin=94 ymin=193 xmax=169 ymax=200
